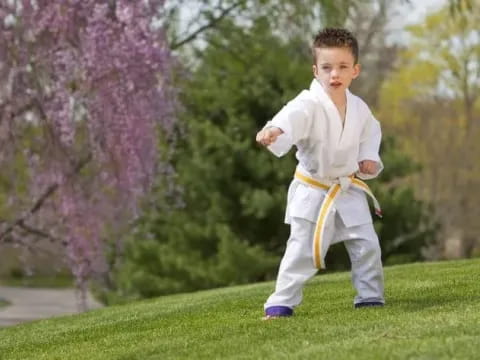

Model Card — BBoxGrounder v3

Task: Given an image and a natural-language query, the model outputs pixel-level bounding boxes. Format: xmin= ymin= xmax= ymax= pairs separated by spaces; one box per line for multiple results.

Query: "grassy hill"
xmin=1 ymin=259 xmax=479 ymax=360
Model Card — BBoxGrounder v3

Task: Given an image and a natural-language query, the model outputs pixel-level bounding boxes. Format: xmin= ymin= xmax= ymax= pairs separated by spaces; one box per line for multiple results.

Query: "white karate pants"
xmin=264 ymin=213 xmax=384 ymax=309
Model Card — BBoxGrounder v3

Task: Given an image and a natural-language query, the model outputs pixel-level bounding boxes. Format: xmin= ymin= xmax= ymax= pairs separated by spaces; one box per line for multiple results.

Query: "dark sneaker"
xmin=354 ymin=301 xmax=384 ymax=308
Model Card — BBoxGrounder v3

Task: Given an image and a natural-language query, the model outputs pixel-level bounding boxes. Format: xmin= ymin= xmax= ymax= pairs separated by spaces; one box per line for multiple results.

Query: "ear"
xmin=312 ymin=64 xmax=318 ymax=77
xmin=352 ymin=63 xmax=361 ymax=79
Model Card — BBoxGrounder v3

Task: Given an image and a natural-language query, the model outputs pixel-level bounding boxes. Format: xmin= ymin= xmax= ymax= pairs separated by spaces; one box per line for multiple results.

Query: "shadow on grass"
xmin=386 ymin=293 xmax=480 ymax=312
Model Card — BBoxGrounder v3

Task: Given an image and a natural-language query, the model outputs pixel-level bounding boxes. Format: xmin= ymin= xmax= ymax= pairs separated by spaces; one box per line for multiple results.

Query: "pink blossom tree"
xmin=0 ymin=0 xmax=176 ymax=309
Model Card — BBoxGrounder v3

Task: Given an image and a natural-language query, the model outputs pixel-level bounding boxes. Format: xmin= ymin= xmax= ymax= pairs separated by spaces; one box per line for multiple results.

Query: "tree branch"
xmin=170 ymin=1 xmax=243 ymax=50
xmin=18 ymin=222 xmax=63 ymax=245
xmin=0 ymin=153 xmax=92 ymax=243
xmin=2 ymin=231 xmax=60 ymax=257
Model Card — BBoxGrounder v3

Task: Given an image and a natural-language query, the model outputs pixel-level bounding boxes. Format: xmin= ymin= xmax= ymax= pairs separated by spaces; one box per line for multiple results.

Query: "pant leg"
xmin=337 ymin=220 xmax=385 ymax=305
xmin=264 ymin=217 xmax=320 ymax=310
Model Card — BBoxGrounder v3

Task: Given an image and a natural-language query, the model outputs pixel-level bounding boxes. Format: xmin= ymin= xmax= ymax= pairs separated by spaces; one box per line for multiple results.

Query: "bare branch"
xmin=18 ymin=221 xmax=63 ymax=245
xmin=170 ymin=1 xmax=243 ymax=50
xmin=2 ymin=231 xmax=60 ymax=257
xmin=0 ymin=153 xmax=92 ymax=243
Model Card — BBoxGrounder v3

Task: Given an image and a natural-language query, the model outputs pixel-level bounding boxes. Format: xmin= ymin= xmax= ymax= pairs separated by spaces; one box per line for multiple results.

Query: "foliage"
xmin=0 ymin=1 xmax=176 ymax=307
xmin=105 ymin=17 xmax=309 ymax=302
xmin=166 ymin=0 xmax=354 ymax=51
xmin=0 ymin=271 xmax=73 ymax=288
xmin=370 ymin=137 xmax=438 ymax=264
xmin=377 ymin=2 xmax=480 ymax=259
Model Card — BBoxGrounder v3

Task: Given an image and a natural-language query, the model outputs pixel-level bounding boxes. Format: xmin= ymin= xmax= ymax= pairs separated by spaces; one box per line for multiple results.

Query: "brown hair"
xmin=312 ymin=28 xmax=359 ymax=64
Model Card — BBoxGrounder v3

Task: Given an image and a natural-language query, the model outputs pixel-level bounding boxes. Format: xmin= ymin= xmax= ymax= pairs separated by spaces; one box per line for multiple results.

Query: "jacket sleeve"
xmin=357 ymin=113 xmax=383 ymax=180
xmin=263 ymin=91 xmax=314 ymax=157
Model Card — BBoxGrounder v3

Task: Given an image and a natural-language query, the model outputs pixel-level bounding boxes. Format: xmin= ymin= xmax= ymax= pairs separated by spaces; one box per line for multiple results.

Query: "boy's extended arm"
xmin=357 ymin=114 xmax=383 ymax=180
xmin=256 ymin=94 xmax=314 ymax=157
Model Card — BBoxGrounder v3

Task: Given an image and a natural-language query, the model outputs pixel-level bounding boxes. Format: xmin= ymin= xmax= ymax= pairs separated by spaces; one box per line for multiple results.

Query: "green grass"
xmin=0 ymin=275 xmax=73 ymax=288
xmin=1 ymin=259 xmax=479 ymax=360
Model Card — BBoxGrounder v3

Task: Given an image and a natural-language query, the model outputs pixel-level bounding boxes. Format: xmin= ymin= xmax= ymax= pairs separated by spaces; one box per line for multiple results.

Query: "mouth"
xmin=330 ymin=82 xmax=342 ymax=88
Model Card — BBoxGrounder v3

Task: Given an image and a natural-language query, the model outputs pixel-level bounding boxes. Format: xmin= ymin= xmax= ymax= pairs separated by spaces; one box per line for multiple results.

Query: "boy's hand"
xmin=358 ymin=160 xmax=377 ymax=175
xmin=256 ymin=126 xmax=283 ymax=146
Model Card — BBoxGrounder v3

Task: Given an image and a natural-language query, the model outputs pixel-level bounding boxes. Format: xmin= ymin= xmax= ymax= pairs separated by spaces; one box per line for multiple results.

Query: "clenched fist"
xmin=256 ymin=126 xmax=283 ymax=146
xmin=358 ymin=160 xmax=377 ymax=175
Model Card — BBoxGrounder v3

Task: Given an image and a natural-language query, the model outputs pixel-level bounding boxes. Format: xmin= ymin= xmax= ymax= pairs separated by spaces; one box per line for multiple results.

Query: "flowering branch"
xmin=0 ymin=153 xmax=92 ymax=244
xmin=0 ymin=1 xmax=177 ymax=309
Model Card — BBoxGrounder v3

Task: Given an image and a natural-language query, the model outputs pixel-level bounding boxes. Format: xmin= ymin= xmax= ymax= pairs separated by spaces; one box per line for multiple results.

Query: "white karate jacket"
xmin=265 ymin=79 xmax=383 ymax=228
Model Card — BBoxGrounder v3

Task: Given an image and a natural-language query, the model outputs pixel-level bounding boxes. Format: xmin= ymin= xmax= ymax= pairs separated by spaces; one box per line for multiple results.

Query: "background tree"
xmin=166 ymin=0 xmax=354 ymax=52
xmin=105 ymin=17 xmax=305 ymax=302
xmin=346 ymin=0 xmax=402 ymax=107
xmin=0 ymin=0 xmax=176 ymax=308
xmin=378 ymin=1 xmax=480 ymax=259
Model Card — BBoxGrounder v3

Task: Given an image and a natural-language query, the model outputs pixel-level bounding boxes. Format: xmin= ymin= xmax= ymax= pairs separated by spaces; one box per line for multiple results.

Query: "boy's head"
xmin=312 ymin=28 xmax=360 ymax=95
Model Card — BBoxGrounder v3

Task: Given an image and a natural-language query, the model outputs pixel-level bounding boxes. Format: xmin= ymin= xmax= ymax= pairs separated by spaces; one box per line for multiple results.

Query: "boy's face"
xmin=312 ymin=47 xmax=360 ymax=96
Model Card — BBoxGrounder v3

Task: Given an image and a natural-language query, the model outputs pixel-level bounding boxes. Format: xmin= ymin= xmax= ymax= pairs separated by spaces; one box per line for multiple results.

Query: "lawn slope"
xmin=1 ymin=259 xmax=479 ymax=360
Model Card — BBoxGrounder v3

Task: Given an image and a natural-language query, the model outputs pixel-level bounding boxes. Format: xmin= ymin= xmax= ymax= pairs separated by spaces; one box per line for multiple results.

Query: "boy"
xmin=256 ymin=28 xmax=384 ymax=319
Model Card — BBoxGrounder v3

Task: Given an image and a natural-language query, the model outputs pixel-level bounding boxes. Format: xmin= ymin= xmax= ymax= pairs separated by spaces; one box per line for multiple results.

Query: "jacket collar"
xmin=309 ymin=78 xmax=351 ymax=103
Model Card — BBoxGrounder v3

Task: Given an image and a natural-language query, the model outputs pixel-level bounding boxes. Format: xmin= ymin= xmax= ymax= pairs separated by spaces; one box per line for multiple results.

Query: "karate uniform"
xmin=263 ymin=79 xmax=384 ymax=309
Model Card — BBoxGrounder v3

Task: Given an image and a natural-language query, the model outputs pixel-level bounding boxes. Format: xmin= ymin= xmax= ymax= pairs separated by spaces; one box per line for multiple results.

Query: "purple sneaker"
xmin=263 ymin=306 xmax=293 ymax=319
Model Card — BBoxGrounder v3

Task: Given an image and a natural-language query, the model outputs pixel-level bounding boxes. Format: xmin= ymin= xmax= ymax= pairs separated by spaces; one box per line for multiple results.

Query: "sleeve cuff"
xmin=356 ymin=159 xmax=384 ymax=180
xmin=267 ymin=133 xmax=293 ymax=157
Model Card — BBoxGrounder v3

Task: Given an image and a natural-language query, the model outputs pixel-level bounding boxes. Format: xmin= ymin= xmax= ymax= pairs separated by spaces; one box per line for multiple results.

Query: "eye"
xmin=322 ymin=66 xmax=331 ymax=70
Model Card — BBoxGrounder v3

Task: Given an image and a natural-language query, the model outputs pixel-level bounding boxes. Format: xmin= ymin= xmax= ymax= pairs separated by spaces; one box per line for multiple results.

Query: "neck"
xmin=329 ymin=91 xmax=346 ymax=107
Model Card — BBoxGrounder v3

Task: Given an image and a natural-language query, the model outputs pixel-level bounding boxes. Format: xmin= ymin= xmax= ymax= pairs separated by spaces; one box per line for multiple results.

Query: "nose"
xmin=331 ymin=68 xmax=339 ymax=78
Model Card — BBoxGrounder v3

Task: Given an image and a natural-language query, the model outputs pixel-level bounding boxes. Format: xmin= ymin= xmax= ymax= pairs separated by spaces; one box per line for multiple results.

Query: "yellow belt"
xmin=294 ymin=170 xmax=382 ymax=269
